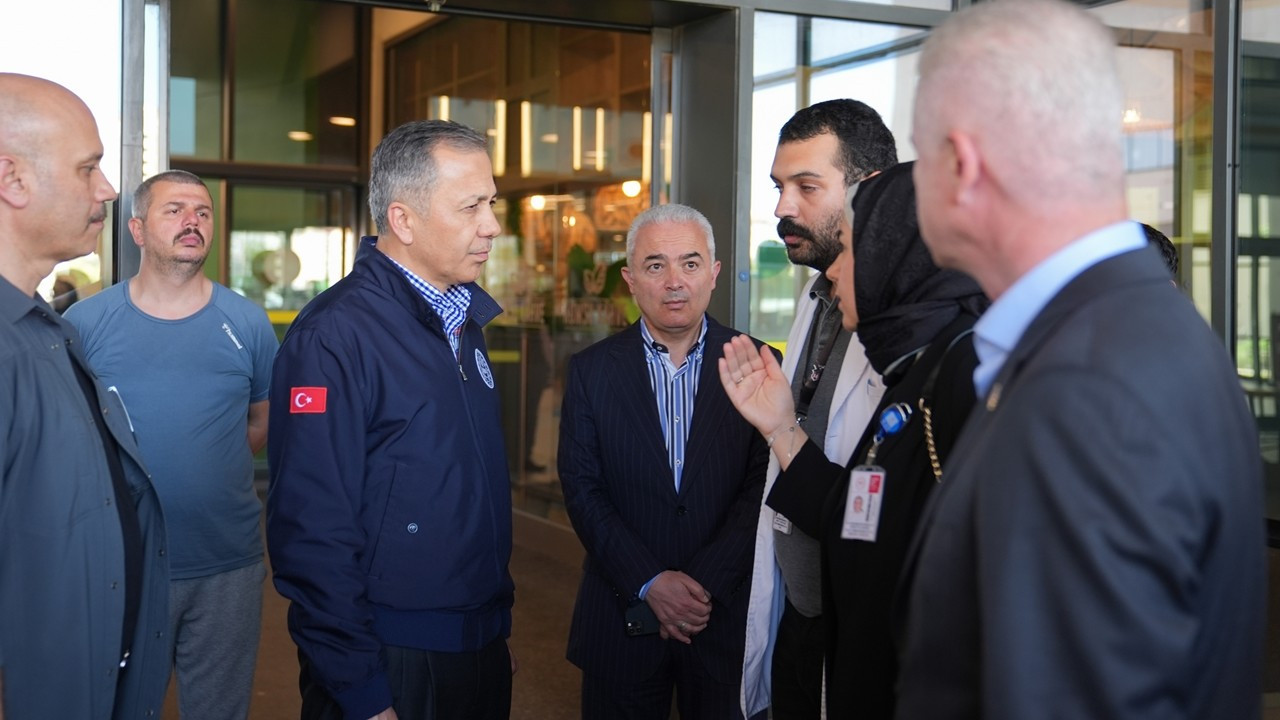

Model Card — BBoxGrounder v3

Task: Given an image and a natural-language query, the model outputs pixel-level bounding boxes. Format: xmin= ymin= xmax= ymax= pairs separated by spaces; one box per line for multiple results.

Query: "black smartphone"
xmin=624 ymin=600 xmax=660 ymax=636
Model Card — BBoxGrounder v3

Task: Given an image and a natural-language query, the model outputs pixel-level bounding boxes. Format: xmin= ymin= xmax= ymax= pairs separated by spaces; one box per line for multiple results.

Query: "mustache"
xmin=89 ymin=204 xmax=108 ymax=224
xmin=777 ymin=217 xmax=814 ymax=242
xmin=663 ymin=292 xmax=689 ymax=303
xmin=175 ymin=229 xmax=206 ymax=245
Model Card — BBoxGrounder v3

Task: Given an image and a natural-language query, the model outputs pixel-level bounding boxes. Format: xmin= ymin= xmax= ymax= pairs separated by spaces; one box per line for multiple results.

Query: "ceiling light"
xmin=328 ymin=116 xmax=356 ymax=127
xmin=287 ymin=131 xmax=313 ymax=142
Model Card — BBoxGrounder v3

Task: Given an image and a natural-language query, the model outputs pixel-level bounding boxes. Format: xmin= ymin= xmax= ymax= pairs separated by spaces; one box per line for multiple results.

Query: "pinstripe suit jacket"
xmin=558 ymin=316 xmax=770 ymax=684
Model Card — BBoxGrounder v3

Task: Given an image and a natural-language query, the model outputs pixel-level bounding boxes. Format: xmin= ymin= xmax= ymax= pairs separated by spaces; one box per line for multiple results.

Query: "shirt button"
xmin=674 ymin=416 xmax=680 ymax=423
xmin=407 ymin=523 xmax=419 ymax=534
xmin=111 ymin=581 xmax=118 ymax=589
xmin=676 ymin=506 xmax=687 ymax=517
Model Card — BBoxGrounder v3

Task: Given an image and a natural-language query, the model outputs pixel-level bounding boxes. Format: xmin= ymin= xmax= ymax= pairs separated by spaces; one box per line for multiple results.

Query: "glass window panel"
xmin=1243 ymin=0 xmax=1280 ymax=43
xmin=831 ymin=0 xmax=950 ymax=10
xmin=232 ymin=0 xmax=359 ymax=166
xmin=0 ymin=0 xmax=122 ymax=299
xmin=228 ymin=185 xmax=356 ymax=316
xmin=170 ymin=0 xmax=222 ymax=160
xmin=749 ymin=13 xmax=925 ymax=346
xmin=384 ymin=15 xmax=654 ymax=526
xmin=1090 ymin=0 xmax=1206 ymax=34
xmin=754 ymin=13 xmax=797 ymax=78
xmin=1241 ymin=0 xmax=1280 ymax=604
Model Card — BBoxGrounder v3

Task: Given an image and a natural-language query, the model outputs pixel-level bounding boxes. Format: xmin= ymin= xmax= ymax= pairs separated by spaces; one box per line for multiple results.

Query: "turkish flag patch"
xmin=290 ymin=387 xmax=328 ymax=414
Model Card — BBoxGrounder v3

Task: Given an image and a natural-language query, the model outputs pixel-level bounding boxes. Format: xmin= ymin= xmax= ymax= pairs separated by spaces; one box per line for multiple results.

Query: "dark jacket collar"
xmin=355 ymin=235 xmax=502 ymax=330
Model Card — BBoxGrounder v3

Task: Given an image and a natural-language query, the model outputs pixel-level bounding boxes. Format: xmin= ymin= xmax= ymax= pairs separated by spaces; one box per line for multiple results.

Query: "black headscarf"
xmin=852 ymin=161 xmax=988 ymax=375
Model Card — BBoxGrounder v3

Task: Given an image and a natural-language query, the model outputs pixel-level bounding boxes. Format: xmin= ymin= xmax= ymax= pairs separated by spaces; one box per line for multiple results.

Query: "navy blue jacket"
xmin=267 ymin=237 xmax=514 ymax=719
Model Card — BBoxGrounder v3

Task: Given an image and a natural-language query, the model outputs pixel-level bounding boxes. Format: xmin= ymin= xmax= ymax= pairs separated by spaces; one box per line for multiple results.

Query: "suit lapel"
xmin=679 ymin=318 xmax=735 ymax=498
xmin=608 ymin=323 xmax=676 ymax=490
xmin=899 ymin=246 xmax=1170 ymax=612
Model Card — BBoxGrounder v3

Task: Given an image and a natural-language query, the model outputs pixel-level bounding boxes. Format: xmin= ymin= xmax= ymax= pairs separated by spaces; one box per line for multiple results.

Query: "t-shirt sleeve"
xmin=247 ymin=308 xmax=278 ymax=403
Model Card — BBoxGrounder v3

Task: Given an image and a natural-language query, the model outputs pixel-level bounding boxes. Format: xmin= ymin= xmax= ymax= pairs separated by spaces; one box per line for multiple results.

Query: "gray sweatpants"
xmin=168 ymin=561 xmax=266 ymax=720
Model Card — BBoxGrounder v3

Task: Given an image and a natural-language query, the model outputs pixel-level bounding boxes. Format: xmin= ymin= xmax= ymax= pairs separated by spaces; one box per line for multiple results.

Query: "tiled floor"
xmin=163 ymin=538 xmax=585 ymax=719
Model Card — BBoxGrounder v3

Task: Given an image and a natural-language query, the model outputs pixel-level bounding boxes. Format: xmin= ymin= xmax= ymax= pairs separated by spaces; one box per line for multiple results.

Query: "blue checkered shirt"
xmin=385 ymin=254 xmax=472 ymax=358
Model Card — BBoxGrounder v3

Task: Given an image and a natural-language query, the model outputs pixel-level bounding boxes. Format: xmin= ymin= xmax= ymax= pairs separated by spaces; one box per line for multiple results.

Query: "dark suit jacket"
xmin=558 ymin=316 xmax=770 ymax=685
xmin=896 ymin=245 xmax=1266 ymax=720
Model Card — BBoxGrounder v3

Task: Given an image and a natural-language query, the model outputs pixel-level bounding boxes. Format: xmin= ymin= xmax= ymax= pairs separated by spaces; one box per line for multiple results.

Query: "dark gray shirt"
xmin=0 ymin=274 xmax=170 ymax=718
xmin=774 ymin=275 xmax=852 ymax=617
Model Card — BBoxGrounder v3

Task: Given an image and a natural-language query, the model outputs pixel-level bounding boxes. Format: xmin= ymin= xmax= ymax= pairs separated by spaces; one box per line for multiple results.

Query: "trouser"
xmin=168 ymin=561 xmax=266 ymax=720
xmin=299 ymin=636 xmax=512 ymax=720
xmin=581 ymin=640 xmax=742 ymax=720
xmin=770 ymin=598 xmax=825 ymax=720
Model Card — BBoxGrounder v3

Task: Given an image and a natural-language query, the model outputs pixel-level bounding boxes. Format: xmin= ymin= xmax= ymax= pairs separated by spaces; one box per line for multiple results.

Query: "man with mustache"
xmin=559 ymin=204 xmax=773 ymax=718
xmin=1 ymin=73 xmax=170 ymax=718
xmin=741 ymin=99 xmax=897 ymax=720
xmin=67 ymin=169 xmax=278 ymax=720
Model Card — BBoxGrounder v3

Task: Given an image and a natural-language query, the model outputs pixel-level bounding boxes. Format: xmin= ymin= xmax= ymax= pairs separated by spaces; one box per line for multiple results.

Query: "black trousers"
xmin=299 ymin=636 xmax=512 ymax=720
xmin=581 ymin=639 xmax=741 ymax=720
xmin=770 ymin=599 xmax=825 ymax=720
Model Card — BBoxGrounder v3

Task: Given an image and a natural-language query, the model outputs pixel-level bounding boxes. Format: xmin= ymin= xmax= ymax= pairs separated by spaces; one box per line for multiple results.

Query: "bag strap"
xmin=918 ymin=324 xmax=976 ymax=483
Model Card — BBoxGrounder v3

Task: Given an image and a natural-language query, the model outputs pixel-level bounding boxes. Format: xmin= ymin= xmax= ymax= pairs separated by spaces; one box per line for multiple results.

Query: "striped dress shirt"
xmin=639 ymin=317 xmax=707 ymax=492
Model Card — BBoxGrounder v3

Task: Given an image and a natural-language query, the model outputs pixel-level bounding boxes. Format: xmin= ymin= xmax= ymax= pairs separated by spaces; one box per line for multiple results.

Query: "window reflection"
xmin=749 ymin=12 xmax=924 ymax=348
xmin=385 ymin=15 xmax=656 ymax=524
xmin=228 ymin=185 xmax=357 ymax=320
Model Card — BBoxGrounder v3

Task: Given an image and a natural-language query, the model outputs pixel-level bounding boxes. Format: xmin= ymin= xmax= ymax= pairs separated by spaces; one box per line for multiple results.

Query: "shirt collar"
xmin=383 ymin=253 xmax=472 ymax=318
xmin=639 ymin=315 xmax=708 ymax=363
xmin=808 ymin=273 xmax=835 ymax=305
xmin=972 ymin=220 xmax=1146 ymax=396
xmin=0 ymin=273 xmax=47 ymax=326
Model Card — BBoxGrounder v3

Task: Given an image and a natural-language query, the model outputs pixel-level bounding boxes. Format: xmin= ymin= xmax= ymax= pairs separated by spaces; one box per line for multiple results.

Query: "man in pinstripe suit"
xmin=559 ymin=204 xmax=772 ymax=719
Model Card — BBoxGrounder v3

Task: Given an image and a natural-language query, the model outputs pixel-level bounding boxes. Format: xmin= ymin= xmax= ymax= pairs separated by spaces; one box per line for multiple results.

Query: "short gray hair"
xmin=625 ymin=203 xmax=716 ymax=265
xmin=917 ymin=0 xmax=1124 ymax=202
xmin=133 ymin=169 xmax=206 ymax=219
xmin=368 ymin=120 xmax=489 ymax=235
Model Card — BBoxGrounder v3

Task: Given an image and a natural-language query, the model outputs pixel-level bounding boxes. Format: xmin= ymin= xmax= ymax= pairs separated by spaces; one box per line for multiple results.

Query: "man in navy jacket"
xmin=268 ymin=120 xmax=515 ymax=720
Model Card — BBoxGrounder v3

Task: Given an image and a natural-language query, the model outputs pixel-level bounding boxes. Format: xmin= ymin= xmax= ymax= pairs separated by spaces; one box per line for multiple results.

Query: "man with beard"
xmin=741 ymin=99 xmax=898 ymax=720
xmin=67 ymin=169 xmax=277 ymax=720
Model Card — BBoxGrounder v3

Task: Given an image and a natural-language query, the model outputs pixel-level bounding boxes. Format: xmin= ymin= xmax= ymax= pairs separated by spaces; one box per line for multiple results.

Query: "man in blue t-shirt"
xmin=66 ymin=169 xmax=277 ymax=720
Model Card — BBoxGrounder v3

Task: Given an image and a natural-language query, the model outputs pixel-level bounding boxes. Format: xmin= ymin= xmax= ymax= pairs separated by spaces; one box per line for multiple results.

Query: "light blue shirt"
xmin=638 ymin=315 xmax=708 ymax=599
xmin=972 ymin=221 xmax=1146 ymax=398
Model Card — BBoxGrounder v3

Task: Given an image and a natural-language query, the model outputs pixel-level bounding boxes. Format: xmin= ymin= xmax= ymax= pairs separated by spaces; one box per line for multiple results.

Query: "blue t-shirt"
xmin=66 ymin=281 xmax=277 ymax=579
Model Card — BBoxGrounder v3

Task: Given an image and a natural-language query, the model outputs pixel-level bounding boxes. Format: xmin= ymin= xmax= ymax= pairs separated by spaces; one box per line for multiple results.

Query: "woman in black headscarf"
xmin=720 ymin=161 xmax=987 ymax=720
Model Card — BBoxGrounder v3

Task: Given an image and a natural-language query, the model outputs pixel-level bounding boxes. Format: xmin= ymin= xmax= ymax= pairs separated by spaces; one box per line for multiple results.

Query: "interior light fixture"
xmin=621 ymin=180 xmax=642 ymax=198
xmin=328 ymin=116 xmax=357 ymax=127
xmin=530 ymin=195 xmax=547 ymax=211
xmin=287 ymin=131 xmax=313 ymax=142
xmin=1122 ymin=108 xmax=1142 ymax=124
xmin=595 ymin=107 xmax=606 ymax=172
xmin=493 ymin=99 xmax=507 ymax=177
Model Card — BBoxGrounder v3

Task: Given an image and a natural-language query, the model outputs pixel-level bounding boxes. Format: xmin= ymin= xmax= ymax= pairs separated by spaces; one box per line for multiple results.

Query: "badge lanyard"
xmin=842 ymin=402 xmax=912 ymax=542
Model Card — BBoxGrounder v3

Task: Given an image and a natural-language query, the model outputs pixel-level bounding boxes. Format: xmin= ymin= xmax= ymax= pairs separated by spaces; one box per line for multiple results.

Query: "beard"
xmin=777 ymin=211 xmax=842 ymax=271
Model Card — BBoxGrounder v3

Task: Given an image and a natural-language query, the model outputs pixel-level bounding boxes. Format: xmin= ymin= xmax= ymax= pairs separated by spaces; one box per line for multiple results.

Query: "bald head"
xmin=0 ymin=73 xmax=116 ymax=295
xmin=915 ymin=0 xmax=1125 ymax=205
xmin=0 ymin=74 xmax=97 ymax=168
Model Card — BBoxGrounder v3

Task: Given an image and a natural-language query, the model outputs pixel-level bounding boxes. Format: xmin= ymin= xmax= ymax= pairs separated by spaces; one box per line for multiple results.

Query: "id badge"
xmin=840 ymin=465 xmax=886 ymax=542
xmin=772 ymin=511 xmax=793 ymax=535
